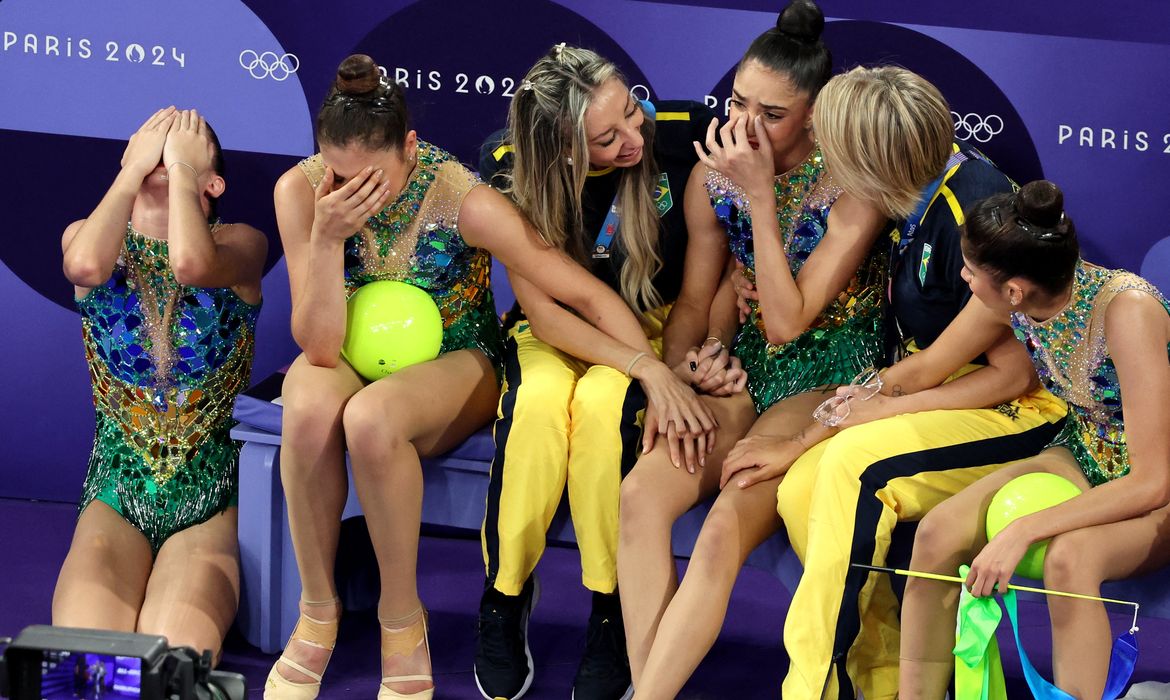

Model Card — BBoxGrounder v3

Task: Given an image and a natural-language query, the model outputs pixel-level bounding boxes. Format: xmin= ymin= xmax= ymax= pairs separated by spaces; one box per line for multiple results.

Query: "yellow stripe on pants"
xmin=481 ymin=320 xmax=662 ymax=596
xmin=776 ymin=383 xmax=1066 ymax=700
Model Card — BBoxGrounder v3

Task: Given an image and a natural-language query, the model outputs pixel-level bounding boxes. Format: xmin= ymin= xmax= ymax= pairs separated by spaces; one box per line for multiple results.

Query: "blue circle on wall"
xmin=0 ymin=0 xmax=310 ymax=311
xmin=348 ymin=0 xmax=652 ymax=166
xmin=705 ymin=20 xmax=1043 ymax=186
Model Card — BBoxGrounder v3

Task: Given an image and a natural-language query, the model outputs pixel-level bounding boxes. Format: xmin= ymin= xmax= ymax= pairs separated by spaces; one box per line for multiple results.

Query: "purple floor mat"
xmin=2 ymin=497 xmax=1168 ymax=699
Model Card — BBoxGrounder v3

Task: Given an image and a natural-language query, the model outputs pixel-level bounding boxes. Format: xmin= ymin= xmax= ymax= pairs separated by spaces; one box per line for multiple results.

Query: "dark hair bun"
xmin=335 ymin=54 xmax=381 ymax=95
xmin=1017 ymin=180 xmax=1065 ymax=228
xmin=777 ymin=0 xmax=825 ymax=44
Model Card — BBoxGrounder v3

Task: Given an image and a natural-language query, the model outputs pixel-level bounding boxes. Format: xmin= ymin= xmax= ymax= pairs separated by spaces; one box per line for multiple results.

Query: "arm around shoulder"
xmin=458 ymin=184 xmax=623 ymax=327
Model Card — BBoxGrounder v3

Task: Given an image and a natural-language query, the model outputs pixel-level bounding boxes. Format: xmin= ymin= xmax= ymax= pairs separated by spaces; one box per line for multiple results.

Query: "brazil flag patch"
xmin=919 ymin=242 xmax=933 ymax=286
xmin=653 ymin=172 xmax=673 ymax=216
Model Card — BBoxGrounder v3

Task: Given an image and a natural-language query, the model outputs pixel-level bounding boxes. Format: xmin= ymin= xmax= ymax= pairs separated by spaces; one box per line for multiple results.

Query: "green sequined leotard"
xmin=77 ymin=225 xmax=260 ymax=553
xmin=706 ymin=147 xmax=887 ymax=412
xmin=299 ymin=141 xmax=504 ymax=374
xmin=1011 ymin=260 xmax=1170 ymax=486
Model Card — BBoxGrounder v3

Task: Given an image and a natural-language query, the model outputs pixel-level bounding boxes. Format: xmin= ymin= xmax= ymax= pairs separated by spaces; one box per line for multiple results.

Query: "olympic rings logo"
xmin=239 ymin=50 xmax=300 ymax=81
xmin=629 ymin=84 xmax=651 ymax=102
xmin=952 ymin=111 xmax=1004 ymax=143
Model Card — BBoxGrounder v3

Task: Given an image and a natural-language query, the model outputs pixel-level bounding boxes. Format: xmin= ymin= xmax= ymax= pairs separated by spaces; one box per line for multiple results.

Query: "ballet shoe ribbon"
xmin=380 ymin=612 xmax=426 ymax=660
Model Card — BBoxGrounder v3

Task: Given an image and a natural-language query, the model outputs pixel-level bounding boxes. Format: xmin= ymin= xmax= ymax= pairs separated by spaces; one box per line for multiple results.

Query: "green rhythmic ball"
xmin=985 ymin=472 xmax=1083 ymax=580
xmin=341 ymin=281 xmax=443 ymax=381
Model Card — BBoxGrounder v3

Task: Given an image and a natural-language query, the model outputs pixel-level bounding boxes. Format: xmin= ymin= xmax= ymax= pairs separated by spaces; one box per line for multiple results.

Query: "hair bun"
xmin=335 ymin=54 xmax=381 ymax=95
xmin=1017 ymin=180 xmax=1065 ymax=229
xmin=777 ymin=0 xmax=825 ymax=44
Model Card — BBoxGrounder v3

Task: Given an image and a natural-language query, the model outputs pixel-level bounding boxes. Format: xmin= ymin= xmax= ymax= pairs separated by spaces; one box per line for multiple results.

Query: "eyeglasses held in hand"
xmin=812 ymin=368 xmax=883 ymax=428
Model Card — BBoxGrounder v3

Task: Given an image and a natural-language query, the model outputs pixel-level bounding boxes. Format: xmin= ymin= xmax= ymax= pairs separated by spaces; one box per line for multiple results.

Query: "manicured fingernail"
xmin=689 ymin=361 xmax=698 ymax=372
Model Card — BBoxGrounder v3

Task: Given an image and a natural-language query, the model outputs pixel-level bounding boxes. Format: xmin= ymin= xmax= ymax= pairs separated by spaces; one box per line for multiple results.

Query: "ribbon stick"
xmin=850 ymin=563 xmax=1141 ymax=631
xmin=854 ymin=563 xmax=1141 ymax=700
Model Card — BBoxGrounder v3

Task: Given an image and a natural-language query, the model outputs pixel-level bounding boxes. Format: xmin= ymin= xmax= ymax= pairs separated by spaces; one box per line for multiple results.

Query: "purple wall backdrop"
xmin=1 ymin=0 xmax=1168 ymax=501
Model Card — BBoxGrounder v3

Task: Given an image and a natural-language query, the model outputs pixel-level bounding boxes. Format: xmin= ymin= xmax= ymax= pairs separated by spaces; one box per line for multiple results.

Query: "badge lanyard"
xmin=592 ymin=196 xmax=621 ymax=259
xmin=886 ymin=146 xmax=976 ymax=359
xmin=888 ymin=149 xmax=968 ymax=302
xmin=591 ymin=99 xmax=659 ymax=260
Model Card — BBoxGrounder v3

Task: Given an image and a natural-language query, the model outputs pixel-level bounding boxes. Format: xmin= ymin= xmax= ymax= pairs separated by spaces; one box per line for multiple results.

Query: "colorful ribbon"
xmin=849 ymin=563 xmax=1141 ymax=699
xmin=954 ymin=576 xmax=1008 ymax=700
xmin=953 ymin=565 xmax=1139 ymax=700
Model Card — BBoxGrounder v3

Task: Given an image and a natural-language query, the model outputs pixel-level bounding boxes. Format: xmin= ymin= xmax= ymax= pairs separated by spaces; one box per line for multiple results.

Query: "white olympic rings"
xmin=239 ymin=50 xmax=300 ymax=81
xmin=952 ymin=111 xmax=1004 ymax=143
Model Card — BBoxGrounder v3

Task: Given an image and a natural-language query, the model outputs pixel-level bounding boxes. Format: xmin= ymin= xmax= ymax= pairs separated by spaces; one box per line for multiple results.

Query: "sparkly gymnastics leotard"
xmin=706 ymin=146 xmax=887 ymax=412
xmin=1011 ymin=260 xmax=1170 ymax=486
xmin=299 ymin=140 xmax=504 ymax=373
xmin=77 ymin=224 xmax=260 ymax=553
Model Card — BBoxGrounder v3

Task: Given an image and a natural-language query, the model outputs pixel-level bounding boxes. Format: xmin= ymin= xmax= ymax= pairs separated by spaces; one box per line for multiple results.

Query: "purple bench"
xmin=230 ymin=260 xmax=800 ymax=653
xmin=230 ymin=260 xmax=1170 ymax=656
xmin=231 ymin=414 xmax=801 ymax=653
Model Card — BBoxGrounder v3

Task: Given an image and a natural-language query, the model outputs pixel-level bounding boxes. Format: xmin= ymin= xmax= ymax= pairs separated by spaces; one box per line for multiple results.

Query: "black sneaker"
xmin=572 ymin=592 xmax=633 ymax=700
xmin=475 ymin=575 xmax=539 ymax=700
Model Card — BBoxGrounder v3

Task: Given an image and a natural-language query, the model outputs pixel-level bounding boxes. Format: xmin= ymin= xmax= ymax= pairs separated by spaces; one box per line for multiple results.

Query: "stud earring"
xmin=566 ymin=156 xmax=574 ymax=165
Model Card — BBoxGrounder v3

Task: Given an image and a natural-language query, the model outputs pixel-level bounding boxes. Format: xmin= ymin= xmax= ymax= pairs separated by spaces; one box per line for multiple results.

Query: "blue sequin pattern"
xmin=76 ymin=226 xmax=259 ymax=552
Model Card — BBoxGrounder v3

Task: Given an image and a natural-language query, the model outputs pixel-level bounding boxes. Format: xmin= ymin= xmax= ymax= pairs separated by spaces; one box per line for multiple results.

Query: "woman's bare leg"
xmin=52 ymin=501 xmax=153 ymax=631
xmin=137 ymin=508 xmax=240 ymax=665
xmin=618 ymin=391 xmax=756 ymax=685
xmin=898 ymin=451 xmax=1084 ymax=699
xmin=343 ymin=349 xmax=500 ymax=696
xmin=1045 ymin=496 xmax=1170 ymax=699
xmin=634 ymin=390 xmax=825 ymax=699
xmin=272 ymin=354 xmax=364 ymax=684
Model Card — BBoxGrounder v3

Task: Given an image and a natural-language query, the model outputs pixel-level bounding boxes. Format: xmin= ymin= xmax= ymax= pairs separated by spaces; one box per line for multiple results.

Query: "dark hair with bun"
xmin=963 ymin=180 xmax=1080 ymax=297
xmin=316 ymin=54 xmax=410 ymax=150
xmin=741 ymin=0 xmax=832 ymax=99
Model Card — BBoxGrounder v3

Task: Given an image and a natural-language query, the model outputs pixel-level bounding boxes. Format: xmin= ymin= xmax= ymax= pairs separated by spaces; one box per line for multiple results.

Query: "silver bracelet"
xmin=624 ymin=351 xmax=649 ymax=378
xmin=167 ymin=161 xmax=199 ymax=178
